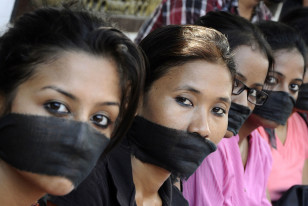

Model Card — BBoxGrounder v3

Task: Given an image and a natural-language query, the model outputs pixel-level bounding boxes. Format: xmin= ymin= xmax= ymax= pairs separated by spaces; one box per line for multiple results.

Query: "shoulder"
xmin=288 ymin=112 xmax=308 ymax=138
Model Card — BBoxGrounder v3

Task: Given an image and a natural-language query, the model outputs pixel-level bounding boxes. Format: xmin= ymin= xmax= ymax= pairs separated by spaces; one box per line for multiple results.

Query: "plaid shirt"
xmin=135 ymin=0 xmax=272 ymax=43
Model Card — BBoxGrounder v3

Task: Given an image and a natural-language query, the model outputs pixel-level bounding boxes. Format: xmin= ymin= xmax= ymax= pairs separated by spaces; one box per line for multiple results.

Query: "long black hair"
xmin=196 ymin=11 xmax=274 ymax=75
xmin=0 ymin=7 xmax=146 ymax=153
xmin=139 ymin=24 xmax=236 ymax=94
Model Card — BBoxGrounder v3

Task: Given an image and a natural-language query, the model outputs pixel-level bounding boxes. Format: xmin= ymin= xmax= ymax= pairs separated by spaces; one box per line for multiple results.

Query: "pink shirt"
xmin=183 ymin=130 xmax=272 ymax=206
xmin=257 ymin=112 xmax=308 ymax=201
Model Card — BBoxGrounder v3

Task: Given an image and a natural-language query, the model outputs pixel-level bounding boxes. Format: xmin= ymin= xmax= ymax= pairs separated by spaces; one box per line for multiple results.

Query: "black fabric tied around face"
xmin=253 ymin=91 xmax=295 ymax=125
xmin=227 ymin=102 xmax=251 ymax=136
xmin=127 ymin=116 xmax=217 ymax=180
xmin=295 ymin=83 xmax=308 ymax=111
xmin=0 ymin=113 xmax=109 ymax=187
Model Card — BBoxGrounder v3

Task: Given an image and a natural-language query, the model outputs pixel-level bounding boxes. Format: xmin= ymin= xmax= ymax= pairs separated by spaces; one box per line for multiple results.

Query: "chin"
xmin=44 ymin=177 xmax=74 ymax=196
xmin=19 ymin=170 xmax=74 ymax=196
xmin=224 ymin=130 xmax=235 ymax=138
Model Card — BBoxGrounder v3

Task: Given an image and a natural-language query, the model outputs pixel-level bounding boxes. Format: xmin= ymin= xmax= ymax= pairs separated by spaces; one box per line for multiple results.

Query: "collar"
xmin=106 ymin=138 xmax=136 ymax=206
xmin=106 ymin=138 xmax=187 ymax=206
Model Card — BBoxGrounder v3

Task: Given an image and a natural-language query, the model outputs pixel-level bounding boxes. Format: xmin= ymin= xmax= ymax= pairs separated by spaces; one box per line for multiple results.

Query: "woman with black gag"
xmin=49 ymin=24 xmax=236 ymax=206
xmin=0 ymin=7 xmax=145 ymax=206
xmin=252 ymin=21 xmax=308 ymax=203
xmin=183 ymin=11 xmax=275 ymax=205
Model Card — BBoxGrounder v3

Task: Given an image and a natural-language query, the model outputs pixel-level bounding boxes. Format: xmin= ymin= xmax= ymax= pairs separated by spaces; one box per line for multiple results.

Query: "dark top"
xmin=48 ymin=138 xmax=188 ymax=206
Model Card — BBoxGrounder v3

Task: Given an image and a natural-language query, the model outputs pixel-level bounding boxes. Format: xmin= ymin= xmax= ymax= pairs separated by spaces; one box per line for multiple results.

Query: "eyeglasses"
xmin=232 ymin=79 xmax=268 ymax=106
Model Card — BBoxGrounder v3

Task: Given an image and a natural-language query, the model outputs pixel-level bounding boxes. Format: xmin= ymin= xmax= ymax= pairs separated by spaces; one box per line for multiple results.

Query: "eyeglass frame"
xmin=232 ymin=78 xmax=268 ymax=106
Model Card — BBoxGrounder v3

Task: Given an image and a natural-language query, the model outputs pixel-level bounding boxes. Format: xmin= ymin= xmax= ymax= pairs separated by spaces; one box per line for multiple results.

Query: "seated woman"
xmin=182 ymin=11 xmax=274 ymax=206
xmin=253 ymin=20 xmax=307 ymax=203
xmin=48 ymin=24 xmax=236 ymax=205
xmin=0 ymin=7 xmax=145 ymax=206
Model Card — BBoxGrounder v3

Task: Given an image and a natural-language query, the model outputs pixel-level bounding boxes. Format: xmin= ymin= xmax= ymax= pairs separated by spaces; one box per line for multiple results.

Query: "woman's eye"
xmin=91 ymin=114 xmax=110 ymax=129
xmin=212 ymin=107 xmax=226 ymax=116
xmin=175 ymin=96 xmax=193 ymax=107
xmin=265 ymin=76 xmax=278 ymax=85
xmin=248 ymin=89 xmax=257 ymax=97
xmin=44 ymin=101 xmax=69 ymax=115
xmin=289 ymin=83 xmax=300 ymax=92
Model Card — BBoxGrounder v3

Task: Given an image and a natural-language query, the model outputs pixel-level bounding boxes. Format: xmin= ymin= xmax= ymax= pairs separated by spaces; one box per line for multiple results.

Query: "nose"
xmin=232 ymin=89 xmax=249 ymax=107
xmin=280 ymin=83 xmax=290 ymax=94
xmin=74 ymin=110 xmax=89 ymax=123
xmin=188 ymin=111 xmax=210 ymax=138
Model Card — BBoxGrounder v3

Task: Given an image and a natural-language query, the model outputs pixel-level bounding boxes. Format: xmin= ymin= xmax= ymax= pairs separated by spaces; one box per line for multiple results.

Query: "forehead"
xmin=273 ymin=49 xmax=305 ymax=79
xmin=153 ymin=60 xmax=232 ymax=98
xmin=28 ymin=51 xmax=121 ymax=101
xmin=233 ymin=46 xmax=269 ymax=85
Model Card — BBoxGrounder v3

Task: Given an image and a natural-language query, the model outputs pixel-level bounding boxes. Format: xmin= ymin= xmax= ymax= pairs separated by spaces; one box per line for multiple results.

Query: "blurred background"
xmin=0 ymin=0 xmax=292 ymax=39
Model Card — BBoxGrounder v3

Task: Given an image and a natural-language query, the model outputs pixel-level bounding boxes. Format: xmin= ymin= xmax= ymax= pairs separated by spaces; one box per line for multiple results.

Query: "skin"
xmin=248 ymin=48 xmax=304 ymax=138
xmin=0 ymin=51 xmax=121 ymax=206
xmin=225 ymin=45 xmax=269 ymax=139
xmin=133 ymin=60 xmax=233 ymax=206
xmin=225 ymin=46 xmax=269 ymax=169
xmin=244 ymin=48 xmax=304 ymax=202
xmin=294 ymin=52 xmax=308 ymax=113
xmin=238 ymin=0 xmax=261 ymax=20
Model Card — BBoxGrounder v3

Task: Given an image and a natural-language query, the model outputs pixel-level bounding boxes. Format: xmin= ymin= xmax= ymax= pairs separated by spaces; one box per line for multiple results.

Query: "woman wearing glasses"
xmin=253 ymin=21 xmax=307 ymax=204
xmin=182 ymin=11 xmax=274 ymax=205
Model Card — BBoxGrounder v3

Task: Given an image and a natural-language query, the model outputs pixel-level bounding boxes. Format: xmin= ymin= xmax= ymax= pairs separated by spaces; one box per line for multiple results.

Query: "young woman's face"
xmin=8 ymin=51 xmax=121 ymax=195
xmin=224 ymin=45 xmax=269 ymax=137
xmin=231 ymin=45 xmax=269 ymax=111
xmin=139 ymin=60 xmax=232 ymax=145
xmin=249 ymin=48 xmax=305 ymax=127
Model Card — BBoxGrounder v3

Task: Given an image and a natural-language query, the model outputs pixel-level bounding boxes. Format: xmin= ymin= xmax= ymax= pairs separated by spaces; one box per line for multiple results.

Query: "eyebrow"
xmin=42 ymin=86 xmax=77 ymax=100
xmin=271 ymin=71 xmax=284 ymax=77
xmin=41 ymin=86 xmax=120 ymax=107
xmin=174 ymin=85 xmax=200 ymax=94
xmin=294 ymin=78 xmax=303 ymax=83
xmin=235 ymin=73 xmax=247 ymax=81
xmin=174 ymin=85 xmax=231 ymax=105
xmin=253 ymin=83 xmax=264 ymax=88
xmin=218 ymin=97 xmax=231 ymax=105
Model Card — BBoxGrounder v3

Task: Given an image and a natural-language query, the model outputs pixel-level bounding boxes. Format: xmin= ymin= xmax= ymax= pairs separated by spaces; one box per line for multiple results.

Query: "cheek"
xmin=18 ymin=170 xmax=74 ymax=196
xmin=210 ymin=116 xmax=228 ymax=144
xmin=141 ymin=99 xmax=190 ymax=130
xmin=293 ymin=93 xmax=299 ymax=101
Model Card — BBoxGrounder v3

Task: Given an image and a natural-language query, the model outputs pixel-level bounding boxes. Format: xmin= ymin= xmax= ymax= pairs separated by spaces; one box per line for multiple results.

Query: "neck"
xmin=238 ymin=120 xmax=257 ymax=168
xmin=238 ymin=0 xmax=257 ymax=20
xmin=0 ymin=161 xmax=45 ymax=206
xmin=238 ymin=120 xmax=257 ymax=144
xmin=275 ymin=124 xmax=288 ymax=145
xmin=131 ymin=155 xmax=170 ymax=205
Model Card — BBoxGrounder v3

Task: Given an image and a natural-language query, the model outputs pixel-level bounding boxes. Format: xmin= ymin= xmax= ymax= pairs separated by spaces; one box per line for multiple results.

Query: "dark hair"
xmin=280 ymin=7 xmax=308 ymax=46
xmin=256 ymin=20 xmax=307 ymax=75
xmin=196 ymin=11 xmax=274 ymax=74
xmin=0 ymin=7 xmax=146 ymax=153
xmin=139 ymin=24 xmax=236 ymax=93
